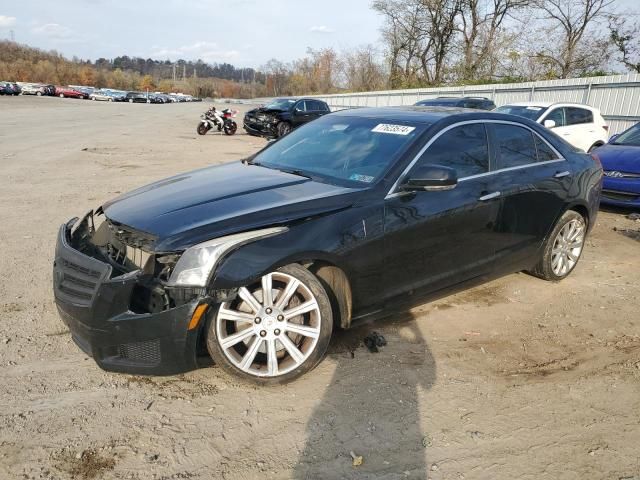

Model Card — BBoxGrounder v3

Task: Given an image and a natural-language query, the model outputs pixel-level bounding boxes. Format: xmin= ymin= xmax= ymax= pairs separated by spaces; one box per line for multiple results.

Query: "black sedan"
xmin=244 ymin=97 xmax=331 ymax=138
xmin=53 ymin=107 xmax=602 ymax=384
xmin=126 ymin=91 xmax=151 ymax=103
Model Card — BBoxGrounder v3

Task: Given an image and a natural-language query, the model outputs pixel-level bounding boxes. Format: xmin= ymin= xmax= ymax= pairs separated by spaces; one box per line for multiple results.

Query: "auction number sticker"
xmin=372 ymin=124 xmax=416 ymax=135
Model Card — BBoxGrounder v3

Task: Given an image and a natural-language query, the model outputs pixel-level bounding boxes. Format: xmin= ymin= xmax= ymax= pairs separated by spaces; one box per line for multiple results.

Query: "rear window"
xmin=566 ymin=107 xmax=594 ymax=125
xmin=534 ymin=135 xmax=559 ymax=161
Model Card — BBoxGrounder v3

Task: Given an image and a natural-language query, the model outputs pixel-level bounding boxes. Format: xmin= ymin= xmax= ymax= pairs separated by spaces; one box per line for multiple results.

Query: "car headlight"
xmin=167 ymin=227 xmax=288 ymax=287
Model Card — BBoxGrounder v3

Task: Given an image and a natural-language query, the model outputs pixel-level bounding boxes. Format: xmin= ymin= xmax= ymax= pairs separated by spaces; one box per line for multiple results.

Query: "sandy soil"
xmin=1 ymin=96 xmax=639 ymax=480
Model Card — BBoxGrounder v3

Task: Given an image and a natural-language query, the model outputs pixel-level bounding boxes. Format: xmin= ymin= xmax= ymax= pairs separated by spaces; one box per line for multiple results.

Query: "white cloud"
xmin=310 ymin=25 xmax=334 ymax=34
xmin=151 ymin=41 xmax=240 ymax=62
xmin=0 ymin=15 xmax=16 ymax=27
xmin=31 ymin=23 xmax=74 ymax=40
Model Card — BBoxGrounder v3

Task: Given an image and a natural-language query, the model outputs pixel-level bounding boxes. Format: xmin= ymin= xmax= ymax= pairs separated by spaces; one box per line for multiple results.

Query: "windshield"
xmin=252 ymin=115 xmax=426 ymax=186
xmin=264 ymin=98 xmax=296 ymax=110
xmin=612 ymin=123 xmax=640 ymax=146
xmin=494 ymin=105 xmax=548 ymax=121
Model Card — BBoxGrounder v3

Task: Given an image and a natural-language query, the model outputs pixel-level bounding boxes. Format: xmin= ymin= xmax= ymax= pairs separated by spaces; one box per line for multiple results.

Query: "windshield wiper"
xmin=276 ymin=167 xmax=312 ymax=179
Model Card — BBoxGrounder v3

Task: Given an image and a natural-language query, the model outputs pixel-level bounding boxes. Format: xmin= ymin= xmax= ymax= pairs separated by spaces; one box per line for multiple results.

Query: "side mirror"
xmin=608 ymin=134 xmax=619 ymax=143
xmin=400 ymin=165 xmax=457 ymax=192
xmin=543 ymin=119 xmax=556 ymax=128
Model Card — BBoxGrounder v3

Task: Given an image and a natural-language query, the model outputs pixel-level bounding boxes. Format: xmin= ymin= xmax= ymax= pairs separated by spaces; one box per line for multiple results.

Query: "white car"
xmin=495 ymin=102 xmax=609 ymax=152
xmin=20 ymin=83 xmax=46 ymax=96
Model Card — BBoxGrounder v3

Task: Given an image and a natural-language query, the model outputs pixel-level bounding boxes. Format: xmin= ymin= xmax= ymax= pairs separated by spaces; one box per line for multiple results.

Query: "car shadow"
xmin=292 ymin=311 xmax=436 ymax=479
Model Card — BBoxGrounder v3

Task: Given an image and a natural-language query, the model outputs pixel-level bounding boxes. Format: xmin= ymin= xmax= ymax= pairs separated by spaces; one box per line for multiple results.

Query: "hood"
xmin=595 ymin=143 xmax=640 ymax=173
xmin=101 ymin=162 xmax=361 ymax=252
xmin=247 ymin=107 xmax=287 ymax=116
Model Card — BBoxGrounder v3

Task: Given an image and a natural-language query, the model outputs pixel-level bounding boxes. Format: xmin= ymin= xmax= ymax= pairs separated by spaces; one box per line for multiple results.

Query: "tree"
xmin=340 ymin=45 xmax=387 ymax=91
xmin=138 ymin=74 xmax=155 ymax=91
xmin=531 ymin=0 xmax=613 ymax=78
xmin=609 ymin=16 xmax=640 ymax=73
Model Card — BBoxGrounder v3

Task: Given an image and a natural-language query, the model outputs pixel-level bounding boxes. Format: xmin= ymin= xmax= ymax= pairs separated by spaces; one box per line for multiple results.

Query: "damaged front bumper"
xmin=53 ymin=218 xmax=207 ymax=375
xmin=243 ymin=116 xmax=277 ymax=138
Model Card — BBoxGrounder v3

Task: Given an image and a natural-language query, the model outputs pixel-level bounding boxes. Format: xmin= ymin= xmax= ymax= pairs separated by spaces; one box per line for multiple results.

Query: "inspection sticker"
xmin=371 ymin=123 xmax=416 ymax=135
xmin=526 ymin=106 xmax=543 ymax=111
xmin=350 ymin=173 xmax=375 ymax=183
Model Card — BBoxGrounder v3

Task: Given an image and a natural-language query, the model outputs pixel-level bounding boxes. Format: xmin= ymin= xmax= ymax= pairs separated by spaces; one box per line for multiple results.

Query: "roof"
xmin=331 ymin=106 xmax=504 ymax=124
xmin=501 ymin=101 xmax=598 ymax=110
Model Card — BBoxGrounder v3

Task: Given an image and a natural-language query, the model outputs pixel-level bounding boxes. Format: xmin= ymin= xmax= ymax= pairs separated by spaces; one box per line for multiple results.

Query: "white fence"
xmin=309 ymin=73 xmax=640 ymax=135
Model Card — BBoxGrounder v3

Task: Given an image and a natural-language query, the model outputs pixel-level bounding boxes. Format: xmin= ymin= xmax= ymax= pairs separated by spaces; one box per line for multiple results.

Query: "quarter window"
xmin=416 ymin=123 xmax=489 ymax=178
xmin=494 ymin=124 xmax=538 ymax=169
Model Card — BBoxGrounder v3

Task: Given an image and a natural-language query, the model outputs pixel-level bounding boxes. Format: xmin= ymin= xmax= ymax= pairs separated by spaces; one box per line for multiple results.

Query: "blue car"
xmin=594 ymin=122 xmax=640 ymax=208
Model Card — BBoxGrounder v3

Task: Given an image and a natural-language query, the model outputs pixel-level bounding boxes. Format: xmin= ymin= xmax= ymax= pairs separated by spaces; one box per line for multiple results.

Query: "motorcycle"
xmin=197 ymin=108 xmax=238 ymax=136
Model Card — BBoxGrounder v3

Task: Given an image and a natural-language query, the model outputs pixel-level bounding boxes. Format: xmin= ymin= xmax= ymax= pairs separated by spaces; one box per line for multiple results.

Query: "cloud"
xmin=31 ymin=23 xmax=74 ymax=40
xmin=151 ymin=41 xmax=240 ymax=62
xmin=0 ymin=15 xmax=16 ymax=27
xmin=310 ymin=25 xmax=334 ymax=34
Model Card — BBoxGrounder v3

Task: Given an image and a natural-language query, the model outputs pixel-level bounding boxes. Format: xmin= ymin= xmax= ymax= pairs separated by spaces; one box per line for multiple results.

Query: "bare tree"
xmin=340 ymin=45 xmax=387 ymax=91
xmin=609 ymin=16 xmax=640 ymax=73
xmin=532 ymin=0 xmax=613 ymax=78
xmin=456 ymin=0 xmax=530 ymax=81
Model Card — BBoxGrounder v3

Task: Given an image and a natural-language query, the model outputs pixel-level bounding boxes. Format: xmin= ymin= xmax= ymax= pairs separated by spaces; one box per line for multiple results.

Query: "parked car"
xmin=415 ymin=96 xmax=496 ymax=110
xmin=494 ymin=102 xmax=609 ymax=152
xmin=9 ymin=82 xmax=21 ymax=95
xmin=20 ymin=83 xmax=47 ymax=96
xmin=43 ymin=84 xmax=56 ymax=96
xmin=592 ymin=122 xmax=640 ymax=208
xmin=126 ymin=91 xmax=150 ymax=103
xmin=244 ymin=97 xmax=331 ymax=138
xmin=55 ymin=86 xmax=87 ymax=99
xmin=53 ymin=107 xmax=602 ymax=383
xmin=0 ymin=82 xmax=13 ymax=95
xmin=90 ymin=90 xmax=115 ymax=101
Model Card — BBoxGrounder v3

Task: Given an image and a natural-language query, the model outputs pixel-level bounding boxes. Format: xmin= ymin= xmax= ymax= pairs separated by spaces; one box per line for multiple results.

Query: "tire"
xmin=197 ymin=123 xmax=209 ymax=135
xmin=588 ymin=143 xmax=603 ymax=153
xmin=206 ymin=263 xmax=333 ymax=385
xmin=36 ymin=91 xmax=42 ymax=96
xmin=529 ymin=210 xmax=587 ymax=281
xmin=223 ymin=121 xmax=238 ymax=135
xmin=108 ymin=98 xmax=113 ymax=102
xmin=59 ymin=93 xmax=64 ymax=98
xmin=129 ymin=99 xmax=134 ymax=103
xmin=277 ymin=121 xmax=292 ymax=138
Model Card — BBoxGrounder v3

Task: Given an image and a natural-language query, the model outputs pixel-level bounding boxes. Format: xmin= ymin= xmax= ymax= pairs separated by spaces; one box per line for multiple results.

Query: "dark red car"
xmin=55 ymin=86 xmax=88 ymax=99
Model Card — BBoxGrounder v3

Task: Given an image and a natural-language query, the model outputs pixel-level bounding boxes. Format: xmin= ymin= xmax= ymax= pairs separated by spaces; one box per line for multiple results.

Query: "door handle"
xmin=554 ymin=171 xmax=571 ymax=178
xmin=479 ymin=191 xmax=501 ymax=201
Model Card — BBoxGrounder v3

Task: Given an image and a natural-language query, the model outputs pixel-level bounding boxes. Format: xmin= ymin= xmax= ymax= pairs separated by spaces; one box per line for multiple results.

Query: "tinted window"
xmin=534 ymin=135 xmax=559 ymax=161
xmin=255 ymin=116 xmax=426 ymax=186
xmin=544 ymin=108 xmax=566 ymax=127
xmin=318 ymin=101 xmax=330 ymax=111
xmin=416 ymin=124 xmax=489 ymax=177
xmin=308 ymin=100 xmax=325 ymax=111
xmin=494 ymin=124 xmax=538 ymax=168
xmin=612 ymin=123 xmax=640 ymax=146
xmin=295 ymin=101 xmax=307 ymax=112
xmin=566 ymin=107 xmax=593 ymax=125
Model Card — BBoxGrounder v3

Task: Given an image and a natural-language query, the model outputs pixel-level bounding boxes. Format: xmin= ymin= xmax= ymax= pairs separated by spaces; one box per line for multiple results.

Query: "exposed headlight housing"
xmin=166 ymin=227 xmax=288 ymax=287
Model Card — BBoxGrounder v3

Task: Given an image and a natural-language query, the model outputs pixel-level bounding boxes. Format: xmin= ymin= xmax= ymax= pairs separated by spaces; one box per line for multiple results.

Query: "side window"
xmin=493 ymin=124 xmax=538 ymax=169
xmin=295 ymin=101 xmax=307 ymax=112
xmin=319 ymin=101 xmax=330 ymax=112
xmin=309 ymin=100 xmax=324 ymax=111
xmin=566 ymin=107 xmax=593 ymax=125
xmin=545 ymin=108 xmax=566 ymax=127
xmin=415 ymin=123 xmax=489 ymax=178
xmin=534 ymin=134 xmax=559 ymax=162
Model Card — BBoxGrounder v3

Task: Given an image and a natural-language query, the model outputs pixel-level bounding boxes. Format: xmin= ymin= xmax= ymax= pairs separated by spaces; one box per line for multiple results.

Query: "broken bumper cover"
xmin=243 ymin=118 xmax=276 ymax=138
xmin=53 ymin=221 xmax=203 ymax=375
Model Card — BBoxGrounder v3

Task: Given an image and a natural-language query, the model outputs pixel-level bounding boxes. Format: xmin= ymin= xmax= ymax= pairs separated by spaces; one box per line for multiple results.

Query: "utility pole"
xmin=172 ymin=64 xmax=176 ymax=83
xmin=9 ymin=30 xmax=15 ymax=42
xmin=183 ymin=64 xmax=186 ymax=81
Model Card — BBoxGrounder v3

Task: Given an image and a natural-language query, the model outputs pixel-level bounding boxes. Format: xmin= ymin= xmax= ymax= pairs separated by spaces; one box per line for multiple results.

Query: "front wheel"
xmin=59 ymin=93 xmax=64 ymax=98
xmin=206 ymin=264 xmax=333 ymax=385
xmin=197 ymin=123 xmax=210 ymax=135
xmin=223 ymin=120 xmax=238 ymax=135
xmin=277 ymin=121 xmax=291 ymax=137
xmin=530 ymin=210 xmax=587 ymax=281
xmin=36 ymin=91 xmax=42 ymax=96
xmin=128 ymin=98 xmax=133 ymax=103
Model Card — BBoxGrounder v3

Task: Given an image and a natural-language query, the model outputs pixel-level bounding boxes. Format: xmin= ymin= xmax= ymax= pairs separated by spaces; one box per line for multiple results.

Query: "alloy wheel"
xmin=551 ymin=217 xmax=585 ymax=276
xmin=215 ymin=271 xmax=322 ymax=378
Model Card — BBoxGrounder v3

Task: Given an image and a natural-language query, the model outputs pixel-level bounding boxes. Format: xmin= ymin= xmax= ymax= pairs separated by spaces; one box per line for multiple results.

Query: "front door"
xmin=382 ymin=122 xmax=501 ymax=300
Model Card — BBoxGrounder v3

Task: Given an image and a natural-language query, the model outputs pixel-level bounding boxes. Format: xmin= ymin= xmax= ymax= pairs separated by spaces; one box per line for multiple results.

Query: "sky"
xmin=0 ymin=0 xmax=384 ymax=68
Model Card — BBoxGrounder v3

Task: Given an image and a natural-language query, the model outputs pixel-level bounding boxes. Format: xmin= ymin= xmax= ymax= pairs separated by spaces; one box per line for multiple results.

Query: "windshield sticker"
xmin=350 ymin=173 xmax=375 ymax=183
xmin=526 ymin=106 xmax=543 ymax=111
xmin=371 ymin=124 xmax=416 ymax=135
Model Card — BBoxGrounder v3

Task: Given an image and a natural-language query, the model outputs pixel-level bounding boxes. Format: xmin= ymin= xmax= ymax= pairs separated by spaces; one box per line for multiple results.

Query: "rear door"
xmin=487 ymin=122 xmax=570 ymax=268
xmin=383 ymin=122 xmax=501 ymax=299
xmin=291 ymin=100 xmax=311 ymax=127
xmin=541 ymin=107 xmax=595 ymax=151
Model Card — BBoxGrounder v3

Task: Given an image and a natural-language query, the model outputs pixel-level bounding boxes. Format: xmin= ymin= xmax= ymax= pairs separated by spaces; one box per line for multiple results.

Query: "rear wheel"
xmin=59 ymin=93 xmax=64 ymax=98
xmin=530 ymin=210 xmax=587 ymax=281
xmin=129 ymin=98 xmax=134 ymax=103
xmin=36 ymin=91 xmax=42 ymax=96
xmin=206 ymin=264 xmax=333 ymax=385
xmin=223 ymin=120 xmax=238 ymax=135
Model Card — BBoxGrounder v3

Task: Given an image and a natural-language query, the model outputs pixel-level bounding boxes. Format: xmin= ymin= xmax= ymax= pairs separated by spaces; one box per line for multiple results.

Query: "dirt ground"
xmin=1 ymin=96 xmax=639 ymax=480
